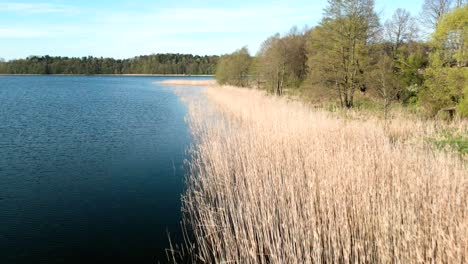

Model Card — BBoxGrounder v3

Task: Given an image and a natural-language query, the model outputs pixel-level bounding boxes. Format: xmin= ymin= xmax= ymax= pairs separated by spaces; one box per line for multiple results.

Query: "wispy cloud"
xmin=0 ymin=2 xmax=78 ymax=14
xmin=0 ymin=1 xmax=324 ymax=58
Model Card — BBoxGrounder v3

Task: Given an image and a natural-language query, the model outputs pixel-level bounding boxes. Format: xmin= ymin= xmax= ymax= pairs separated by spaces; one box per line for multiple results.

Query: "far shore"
xmin=0 ymin=74 xmax=214 ymax=77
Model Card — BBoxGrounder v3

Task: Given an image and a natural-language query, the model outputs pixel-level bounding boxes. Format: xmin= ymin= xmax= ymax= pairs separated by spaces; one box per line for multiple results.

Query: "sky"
xmin=0 ymin=0 xmax=423 ymax=60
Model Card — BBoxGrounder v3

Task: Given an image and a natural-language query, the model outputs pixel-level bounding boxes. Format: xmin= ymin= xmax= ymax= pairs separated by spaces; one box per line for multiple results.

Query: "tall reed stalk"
xmin=177 ymin=85 xmax=467 ymax=263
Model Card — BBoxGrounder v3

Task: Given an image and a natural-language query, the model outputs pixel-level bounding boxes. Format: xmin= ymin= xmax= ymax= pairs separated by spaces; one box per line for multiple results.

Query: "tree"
xmin=395 ymin=42 xmax=430 ymax=104
xmin=385 ymin=9 xmax=419 ymax=53
xmin=420 ymin=0 xmax=454 ymax=30
xmin=0 ymin=54 xmax=219 ymax=75
xmin=0 ymin=58 xmax=6 ymax=73
xmin=283 ymin=27 xmax=308 ymax=89
xmin=454 ymin=0 xmax=467 ymax=8
xmin=255 ymin=27 xmax=307 ymax=95
xmin=382 ymin=9 xmax=424 ymax=106
xmin=419 ymin=5 xmax=468 ymax=116
xmin=215 ymin=47 xmax=252 ymax=87
xmin=368 ymin=53 xmax=402 ymax=119
xmin=308 ymin=0 xmax=380 ymax=108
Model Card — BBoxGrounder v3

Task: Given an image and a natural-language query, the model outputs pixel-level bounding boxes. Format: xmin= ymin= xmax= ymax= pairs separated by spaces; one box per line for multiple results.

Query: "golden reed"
xmin=172 ymin=85 xmax=467 ymax=263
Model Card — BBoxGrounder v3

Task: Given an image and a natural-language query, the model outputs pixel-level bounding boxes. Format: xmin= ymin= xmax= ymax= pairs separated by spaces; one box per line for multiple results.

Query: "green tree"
xmin=419 ymin=5 xmax=468 ymax=116
xmin=215 ymin=47 xmax=252 ymax=87
xmin=255 ymin=27 xmax=307 ymax=95
xmin=307 ymin=0 xmax=380 ymax=108
xmin=0 ymin=54 xmax=219 ymax=75
xmin=368 ymin=52 xmax=402 ymax=119
xmin=383 ymin=9 xmax=424 ymax=105
xmin=0 ymin=58 xmax=6 ymax=73
xmin=396 ymin=42 xmax=429 ymax=104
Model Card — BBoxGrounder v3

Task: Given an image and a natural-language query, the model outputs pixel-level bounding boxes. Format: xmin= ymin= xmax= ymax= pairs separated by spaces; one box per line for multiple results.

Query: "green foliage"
xmin=367 ymin=53 xmax=403 ymax=118
xmin=307 ymin=0 xmax=380 ymax=108
xmin=420 ymin=5 xmax=468 ymax=116
xmin=353 ymin=97 xmax=384 ymax=112
xmin=208 ymin=0 xmax=468 ymax=121
xmin=432 ymin=130 xmax=468 ymax=155
xmin=420 ymin=56 xmax=467 ymax=115
xmin=431 ymin=5 xmax=468 ymax=66
xmin=254 ymin=28 xmax=308 ymax=95
xmin=215 ymin=47 xmax=252 ymax=87
xmin=458 ymin=85 xmax=468 ymax=116
xmin=395 ymin=43 xmax=429 ymax=105
xmin=0 ymin=54 xmax=219 ymax=75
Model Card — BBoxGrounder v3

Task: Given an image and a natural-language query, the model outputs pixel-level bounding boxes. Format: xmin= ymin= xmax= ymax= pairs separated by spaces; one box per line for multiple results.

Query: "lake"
xmin=0 ymin=76 xmax=204 ymax=263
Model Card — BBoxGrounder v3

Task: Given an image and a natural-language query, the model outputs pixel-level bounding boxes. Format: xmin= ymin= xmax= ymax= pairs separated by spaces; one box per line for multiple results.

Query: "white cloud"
xmin=0 ymin=2 xmax=78 ymax=14
xmin=0 ymin=2 xmax=324 ymax=58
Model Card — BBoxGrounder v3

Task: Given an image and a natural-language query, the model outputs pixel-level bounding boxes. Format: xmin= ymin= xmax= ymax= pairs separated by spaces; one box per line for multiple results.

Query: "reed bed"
xmin=155 ymin=79 xmax=216 ymax=86
xmin=177 ymin=85 xmax=467 ymax=263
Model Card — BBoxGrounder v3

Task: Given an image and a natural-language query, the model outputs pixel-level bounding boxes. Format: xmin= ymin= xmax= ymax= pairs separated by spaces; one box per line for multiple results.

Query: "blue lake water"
xmin=0 ymin=76 xmax=202 ymax=263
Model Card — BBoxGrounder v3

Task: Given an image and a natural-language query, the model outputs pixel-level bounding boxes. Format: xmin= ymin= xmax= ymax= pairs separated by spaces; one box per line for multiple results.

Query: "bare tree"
xmin=370 ymin=53 xmax=402 ymax=119
xmin=420 ymin=0 xmax=453 ymax=29
xmin=385 ymin=9 xmax=419 ymax=52
xmin=454 ymin=0 xmax=467 ymax=7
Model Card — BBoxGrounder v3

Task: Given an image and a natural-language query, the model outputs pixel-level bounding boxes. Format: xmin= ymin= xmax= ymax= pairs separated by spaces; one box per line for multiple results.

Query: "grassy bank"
xmin=174 ymin=84 xmax=467 ymax=263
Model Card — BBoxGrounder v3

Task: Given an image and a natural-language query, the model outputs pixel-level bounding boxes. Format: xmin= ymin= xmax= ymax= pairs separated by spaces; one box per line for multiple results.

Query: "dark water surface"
xmin=0 ymin=76 xmax=200 ymax=263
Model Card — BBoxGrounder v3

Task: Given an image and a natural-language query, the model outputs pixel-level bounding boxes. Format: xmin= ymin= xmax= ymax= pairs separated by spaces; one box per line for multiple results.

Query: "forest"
xmin=0 ymin=54 xmax=218 ymax=75
xmin=215 ymin=0 xmax=468 ymax=118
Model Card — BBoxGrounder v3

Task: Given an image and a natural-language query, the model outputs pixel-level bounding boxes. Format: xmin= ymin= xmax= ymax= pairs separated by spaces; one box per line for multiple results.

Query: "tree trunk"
xmin=276 ymin=70 xmax=281 ymax=96
xmin=336 ymin=81 xmax=344 ymax=108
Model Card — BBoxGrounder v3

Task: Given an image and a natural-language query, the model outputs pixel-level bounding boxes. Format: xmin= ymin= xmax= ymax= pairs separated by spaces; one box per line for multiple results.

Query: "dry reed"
xmin=155 ymin=79 xmax=216 ymax=86
xmin=177 ymin=85 xmax=467 ymax=263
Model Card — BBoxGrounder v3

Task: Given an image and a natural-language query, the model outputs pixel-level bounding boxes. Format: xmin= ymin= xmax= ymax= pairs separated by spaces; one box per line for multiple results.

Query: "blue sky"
xmin=0 ymin=0 xmax=423 ymax=60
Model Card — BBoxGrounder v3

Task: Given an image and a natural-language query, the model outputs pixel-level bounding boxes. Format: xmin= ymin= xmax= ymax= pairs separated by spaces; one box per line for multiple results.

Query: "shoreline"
xmin=175 ymin=84 xmax=467 ymax=262
xmin=154 ymin=79 xmax=216 ymax=86
xmin=0 ymin=74 xmax=214 ymax=77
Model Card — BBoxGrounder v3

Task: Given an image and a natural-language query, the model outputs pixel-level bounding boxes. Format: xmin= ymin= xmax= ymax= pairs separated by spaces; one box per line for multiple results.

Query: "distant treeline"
xmin=0 ymin=54 xmax=219 ymax=75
